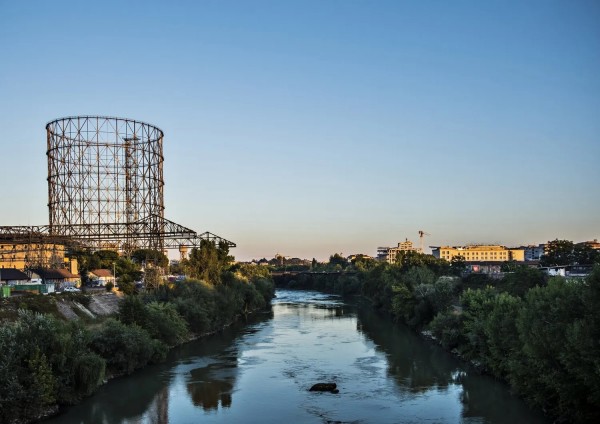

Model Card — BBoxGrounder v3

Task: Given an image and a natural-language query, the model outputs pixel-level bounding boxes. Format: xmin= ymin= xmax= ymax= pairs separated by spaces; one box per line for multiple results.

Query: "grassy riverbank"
xmin=0 ymin=262 xmax=274 ymax=424
xmin=274 ymin=254 xmax=600 ymax=424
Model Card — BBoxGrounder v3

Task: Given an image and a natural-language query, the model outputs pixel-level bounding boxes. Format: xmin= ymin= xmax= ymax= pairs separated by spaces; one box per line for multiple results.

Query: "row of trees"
xmin=0 ymin=241 xmax=275 ymax=424
xmin=540 ymin=239 xmax=600 ymax=266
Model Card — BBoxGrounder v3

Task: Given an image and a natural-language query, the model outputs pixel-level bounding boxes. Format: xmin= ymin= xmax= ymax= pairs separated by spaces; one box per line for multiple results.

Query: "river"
xmin=44 ymin=289 xmax=548 ymax=424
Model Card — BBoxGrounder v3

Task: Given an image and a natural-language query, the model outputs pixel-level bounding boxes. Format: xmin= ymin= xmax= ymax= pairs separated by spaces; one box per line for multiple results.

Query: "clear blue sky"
xmin=1 ymin=0 xmax=598 ymax=261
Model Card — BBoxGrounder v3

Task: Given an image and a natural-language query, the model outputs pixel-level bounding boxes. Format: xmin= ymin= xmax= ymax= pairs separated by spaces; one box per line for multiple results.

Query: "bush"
xmin=72 ymin=353 xmax=106 ymax=397
xmin=144 ymin=302 xmax=189 ymax=346
xmin=0 ymin=310 xmax=106 ymax=423
xmin=89 ymin=318 xmax=167 ymax=376
xmin=428 ymin=310 xmax=464 ymax=350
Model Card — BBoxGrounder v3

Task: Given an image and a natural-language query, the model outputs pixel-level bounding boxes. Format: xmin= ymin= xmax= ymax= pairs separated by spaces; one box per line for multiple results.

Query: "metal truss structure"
xmin=0 ymin=116 xmax=235 ymax=270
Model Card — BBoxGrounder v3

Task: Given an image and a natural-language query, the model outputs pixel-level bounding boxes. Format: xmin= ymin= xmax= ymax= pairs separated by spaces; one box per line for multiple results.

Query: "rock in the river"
xmin=309 ymin=383 xmax=337 ymax=392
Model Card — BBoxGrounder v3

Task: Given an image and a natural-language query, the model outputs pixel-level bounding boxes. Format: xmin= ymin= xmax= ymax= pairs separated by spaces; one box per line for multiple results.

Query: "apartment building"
xmin=377 ymin=239 xmax=421 ymax=264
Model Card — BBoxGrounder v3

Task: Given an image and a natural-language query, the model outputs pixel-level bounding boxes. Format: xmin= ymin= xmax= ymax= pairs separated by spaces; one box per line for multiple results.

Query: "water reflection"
xmin=355 ymin=302 xmax=547 ymax=423
xmin=44 ymin=291 xmax=548 ymax=424
xmin=186 ymin=361 xmax=236 ymax=410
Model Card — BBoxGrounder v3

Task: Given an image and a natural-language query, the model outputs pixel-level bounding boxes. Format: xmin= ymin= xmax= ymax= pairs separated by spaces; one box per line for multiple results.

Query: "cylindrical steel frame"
xmin=46 ymin=116 xmax=165 ymax=251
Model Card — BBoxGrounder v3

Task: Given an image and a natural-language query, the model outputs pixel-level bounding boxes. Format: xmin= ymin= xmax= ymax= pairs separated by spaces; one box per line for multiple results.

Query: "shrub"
xmin=428 ymin=310 xmax=464 ymax=350
xmin=144 ymin=302 xmax=189 ymax=346
xmin=89 ymin=318 xmax=167 ymax=376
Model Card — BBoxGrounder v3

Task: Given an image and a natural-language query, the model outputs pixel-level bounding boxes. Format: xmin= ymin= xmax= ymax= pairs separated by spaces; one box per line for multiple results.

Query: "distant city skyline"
xmin=1 ymin=1 xmax=598 ymax=262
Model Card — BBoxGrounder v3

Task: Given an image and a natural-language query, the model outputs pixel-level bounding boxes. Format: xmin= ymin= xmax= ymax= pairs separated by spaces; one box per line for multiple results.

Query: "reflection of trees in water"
xmin=356 ymin=304 xmax=459 ymax=393
xmin=459 ymin=372 xmax=548 ymax=423
xmin=49 ymin=366 xmax=173 ymax=424
xmin=143 ymin=387 xmax=170 ymax=424
xmin=46 ymin=309 xmax=274 ymax=424
xmin=186 ymin=362 xmax=237 ymax=411
xmin=356 ymin=304 xmax=549 ymax=423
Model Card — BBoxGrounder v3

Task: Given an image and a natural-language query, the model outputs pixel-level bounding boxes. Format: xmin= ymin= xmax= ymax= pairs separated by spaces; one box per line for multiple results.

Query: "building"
xmin=347 ymin=254 xmax=374 ymax=262
xmin=0 ymin=268 xmax=30 ymax=285
xmin=0 ymin=241 xmax=78 ymax=274
xmin=89 ymin=269 xmax=116 ymax=286
xmin=31 ymin=268 xmax=80 ymax=288
xmin=377 ymin=239 xmax=421 ymax=264
xmin=521 ymin=244 xmax=545 ymax=261
xmin=577 ymin=239 xmax=600 ymax=250
xmin=436 ymin=245 xmax=525 ymax=262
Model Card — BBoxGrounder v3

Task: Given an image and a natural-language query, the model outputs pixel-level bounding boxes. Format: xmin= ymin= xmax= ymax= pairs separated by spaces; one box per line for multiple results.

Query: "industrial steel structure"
xmin=0 ymin=115 xmax=235 ymax=271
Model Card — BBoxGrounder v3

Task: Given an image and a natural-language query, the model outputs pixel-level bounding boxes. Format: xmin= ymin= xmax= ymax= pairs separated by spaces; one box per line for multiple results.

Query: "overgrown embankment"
xmin=0 ymin=263 xmax=274 ymax=424
xmin=275 ymin=257 xmax=600 ymax=424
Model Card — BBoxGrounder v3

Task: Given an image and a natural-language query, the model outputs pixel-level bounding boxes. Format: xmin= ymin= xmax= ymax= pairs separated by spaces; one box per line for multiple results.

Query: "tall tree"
xmin=540 ymin=239 xmax=574 ymax=266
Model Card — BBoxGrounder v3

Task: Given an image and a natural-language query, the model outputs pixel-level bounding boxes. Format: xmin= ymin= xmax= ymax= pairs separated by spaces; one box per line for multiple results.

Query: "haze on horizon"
xmin=0 ymin=0 xmax=598 ymax=262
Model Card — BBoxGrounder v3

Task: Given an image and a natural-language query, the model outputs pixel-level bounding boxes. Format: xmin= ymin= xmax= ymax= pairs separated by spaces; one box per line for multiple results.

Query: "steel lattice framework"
xmin=0 ymin=116 xmax=234 ymax=268
xmin=47 ymin=116 xmax=166 ymax=251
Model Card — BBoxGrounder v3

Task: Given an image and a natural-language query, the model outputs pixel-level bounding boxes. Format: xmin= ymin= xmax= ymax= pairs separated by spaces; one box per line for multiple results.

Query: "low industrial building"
xmin=0 ymin=268 xmax=30 ymax=285
xmin=31 ymin=268 xmax=80 ymax=289
xmin=88 ymin=269 xmax=116 ymax=286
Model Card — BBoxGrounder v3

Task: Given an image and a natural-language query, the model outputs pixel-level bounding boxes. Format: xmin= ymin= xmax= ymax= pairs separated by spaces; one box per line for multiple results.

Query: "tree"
xmin=540 ymin=239 xmax=574 ymax=266
xmin=328 ymin=253 xmax=348 ymax=269
xmin=186 ymin=240 xmax=230 ymax=284
xmin=573 ymin=243 xmax=600 ymax=265
xmin=450 ymin=255 xmax=466 ymax=276
xmin=497 ymin=266 xmax=545 ymax=298
xmin=131 ymin=249 xmax=169 ymax=268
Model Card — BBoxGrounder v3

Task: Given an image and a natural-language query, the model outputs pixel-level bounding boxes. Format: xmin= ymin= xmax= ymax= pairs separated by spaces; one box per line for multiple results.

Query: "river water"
xmin=45 ymin=290 xmax=548 ymax=424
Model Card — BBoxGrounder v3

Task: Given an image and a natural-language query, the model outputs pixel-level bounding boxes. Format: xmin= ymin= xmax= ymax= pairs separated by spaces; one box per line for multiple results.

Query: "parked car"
xmin=63 ymin=286 xmax=81 ymax=293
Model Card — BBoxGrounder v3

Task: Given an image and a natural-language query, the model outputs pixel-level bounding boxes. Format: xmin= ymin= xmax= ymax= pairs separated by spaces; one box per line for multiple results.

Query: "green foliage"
xmin=72 ymin=353 xmax=106 ymax=397
xmin=144 ymin=302 xmax=189 ymax=346
xmin=428 ymin=310 xmax=464 ymax=350
xmin=450 ymin=255 xmax=466 ymax=276
xmin=459 ymin=287 xmax=497 ymax=363
xmin=115 ymin=257 xmax=143 ymax=284
xmin=10 ymin=293 xmax=59 ymax=317
xmin=131 ymin=249 xmax=169 ymax=268
xmin=328 ymin=253 xmax=348 ymax=269
xmin=351 ymin=255 xmax=378 ymax=272
xmin=0 ymin=311 xmax=106 ymax=423
xmin=486 ymin=293 xmax=521 ymax=374
xmin=541 ymin=239 xmax=575 ymax=266
xmin=425 ymin=269 xmax=600 ymax=423
xmin=105 ymin=281 xmax=114 ymax=291
xmin=89 ymin=318 xmax=167 ymax=376
xmin=539 ymin=239 xmax=599 ymax=266
xmin=497 ymin=266 xmax=545 ymax=297
xmin=395 ymin=250 xmax=450 ymax=274
xmin=184 ymin=240 xmax=232 ymax=283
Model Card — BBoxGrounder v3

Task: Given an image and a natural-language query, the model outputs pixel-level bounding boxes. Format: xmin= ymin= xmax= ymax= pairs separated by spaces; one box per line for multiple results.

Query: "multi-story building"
xmin=436 ymin=245 xmax=525 ymax=262
xmin=522 ymin=244 xmax=545 ymax=261
xmin=577 ymin=239 xmax=600 ymax=250
xmin=377 ymin=239 xmax=421 ymax=264
xmin=0 ymin=242 xmax=78 ymax=274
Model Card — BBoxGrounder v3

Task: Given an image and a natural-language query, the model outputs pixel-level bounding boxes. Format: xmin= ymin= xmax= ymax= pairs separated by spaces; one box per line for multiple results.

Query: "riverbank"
xmin=0 ymin=272 xmax=275 ymax=424
xmin=273 ymin=263 xmax=600 ymax=424
xmin=41 ymin=289 xmax=549 ymax=424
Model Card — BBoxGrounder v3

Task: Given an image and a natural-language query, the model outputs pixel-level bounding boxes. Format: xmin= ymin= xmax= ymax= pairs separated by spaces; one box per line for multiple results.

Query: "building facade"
xmin=522 ymin=244 xmax=545 ymax=261
xmin=438 ymin=245 xmax=525 ymax=262
xmin=377 ymin=239 xmax=421 ymax=264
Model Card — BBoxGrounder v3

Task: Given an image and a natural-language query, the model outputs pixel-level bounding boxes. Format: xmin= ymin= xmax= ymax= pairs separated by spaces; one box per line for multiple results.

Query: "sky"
xmin=0 ymin=0 xmax=599 ymax=261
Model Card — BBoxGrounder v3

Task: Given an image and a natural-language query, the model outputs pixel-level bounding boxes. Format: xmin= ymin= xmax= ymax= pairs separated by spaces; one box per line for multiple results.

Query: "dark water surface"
xmin=45 ymin=290 xmax=548 ymax=423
